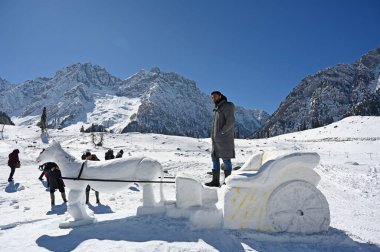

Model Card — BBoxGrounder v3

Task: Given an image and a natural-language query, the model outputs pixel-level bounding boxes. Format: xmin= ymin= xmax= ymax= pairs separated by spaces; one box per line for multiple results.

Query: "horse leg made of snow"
xmin=67 ymin=189 xmax=91 ymax=220
xmin=142 ymin=183 xmax=155 ymax=207
xmin=59 ymin=188 xmax=96 ymax=228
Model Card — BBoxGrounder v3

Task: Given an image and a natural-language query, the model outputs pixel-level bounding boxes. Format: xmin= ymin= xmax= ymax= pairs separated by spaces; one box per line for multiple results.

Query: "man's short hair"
xmin=85 ymin=152 xmax=92 ymax=157
xmin=211 ymin=91 xmax=222 ymax=96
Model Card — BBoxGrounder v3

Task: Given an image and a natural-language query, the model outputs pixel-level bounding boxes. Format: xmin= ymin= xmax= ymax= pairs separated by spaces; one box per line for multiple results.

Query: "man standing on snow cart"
xmin=205 ymin=91 xmax=235 ymax=187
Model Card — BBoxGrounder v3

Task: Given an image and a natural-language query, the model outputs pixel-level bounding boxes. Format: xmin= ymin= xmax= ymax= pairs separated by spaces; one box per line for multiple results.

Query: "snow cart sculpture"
xmin=221 ymin=151 xmax=330 ymax=233
xmin=37 ymin=141 xmax=165 ymax=228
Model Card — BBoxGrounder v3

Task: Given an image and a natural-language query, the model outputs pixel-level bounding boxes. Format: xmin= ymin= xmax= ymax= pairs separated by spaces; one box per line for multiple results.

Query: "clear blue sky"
xmin=1 ymin=0 xmax=379 ymax=113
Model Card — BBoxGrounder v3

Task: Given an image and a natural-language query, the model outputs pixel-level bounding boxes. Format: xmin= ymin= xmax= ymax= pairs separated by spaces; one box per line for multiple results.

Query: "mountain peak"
xmin=150 ymin=66 xmax=161 ymax=74
xmin=52 ymin=62 xmax=121 ymax=88
xmin=356 ymin=45 xmax=380 ymax=70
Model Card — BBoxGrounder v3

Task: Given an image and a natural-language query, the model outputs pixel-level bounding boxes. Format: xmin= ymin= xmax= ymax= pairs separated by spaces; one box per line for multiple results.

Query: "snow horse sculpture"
xmin=37 ymin=141 xmax=165 ymax=228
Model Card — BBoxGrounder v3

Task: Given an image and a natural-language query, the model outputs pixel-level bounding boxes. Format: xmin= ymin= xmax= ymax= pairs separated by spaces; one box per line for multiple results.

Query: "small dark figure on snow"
xmin=8 ymin=149 xmax=20 ymax=182
xmin=84 ymin=152 xmax=100 ymax=204
xmin=116 ymin=149 xmax=124 ymax=158
xmin=40 ymin=107 xmax=47 ymax=132
xmin=105 ymin=149 xmax=115 ymax=160
xmin=47 ymin=164 xmax=67 ymax=205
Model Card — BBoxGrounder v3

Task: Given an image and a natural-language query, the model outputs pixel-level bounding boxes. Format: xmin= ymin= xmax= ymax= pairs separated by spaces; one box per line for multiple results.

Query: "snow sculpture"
xmin=239 ymin=150 xmax=264 ymax=171
xmin=222 ymin=152 xmax=330 ymax=233
xmin=171 ymin=175 xmax=222 ymax=229
xmin=37 ymin=141 xmax=165 ymax=228
xmin=175 ymin=174 xmax=219 ymax=209
xmin=175 ymin=175 xmax=203 ymax=208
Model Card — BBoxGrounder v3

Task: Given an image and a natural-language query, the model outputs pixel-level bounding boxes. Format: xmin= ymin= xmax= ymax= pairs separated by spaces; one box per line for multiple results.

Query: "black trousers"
xmin=86 ymin=185 xmax=99 ymax=193
xmin=50 ymin=181 xmax=65 ymax=193
xmin=8 ymin=167 xmax=16 ymax=181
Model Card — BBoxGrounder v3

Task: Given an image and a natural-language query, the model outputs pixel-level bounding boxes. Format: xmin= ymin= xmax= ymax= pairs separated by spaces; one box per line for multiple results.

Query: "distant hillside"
xmin=0 ymin=111 xmax=14 ymax=125
xmin=253 ymin=46 xmax=380 ymax=138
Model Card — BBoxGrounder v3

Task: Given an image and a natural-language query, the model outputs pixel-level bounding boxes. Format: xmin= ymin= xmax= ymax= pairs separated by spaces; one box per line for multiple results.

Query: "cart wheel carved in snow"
xmin=266 ymin=180 xmax=330 ymax=233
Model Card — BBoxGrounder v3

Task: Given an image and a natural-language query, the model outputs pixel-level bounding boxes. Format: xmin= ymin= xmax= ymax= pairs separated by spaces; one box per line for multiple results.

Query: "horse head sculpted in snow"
xmin=37 ymin=141 xmax=165 ymax=228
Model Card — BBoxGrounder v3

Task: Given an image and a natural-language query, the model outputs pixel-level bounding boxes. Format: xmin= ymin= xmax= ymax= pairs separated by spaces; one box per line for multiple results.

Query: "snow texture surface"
xmin=0 ymin=116 xmax=379 ymax=251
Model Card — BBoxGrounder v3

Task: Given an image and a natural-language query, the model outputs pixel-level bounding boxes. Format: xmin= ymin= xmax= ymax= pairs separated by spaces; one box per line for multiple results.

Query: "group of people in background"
xmin=81 ymin=148 xmax=124 ymax=204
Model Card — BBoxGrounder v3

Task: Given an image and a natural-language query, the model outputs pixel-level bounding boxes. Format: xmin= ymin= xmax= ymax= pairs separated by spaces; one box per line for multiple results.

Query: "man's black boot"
xmin=205 ymin=170 xmax=220 ymax=187
xmin=223 ymin=170 xmax=232 ymax=185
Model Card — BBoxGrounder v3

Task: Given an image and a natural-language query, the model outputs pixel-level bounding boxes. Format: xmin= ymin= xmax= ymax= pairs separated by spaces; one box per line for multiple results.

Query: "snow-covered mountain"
xmin=253 ymin=45 xmax=380 ymax=138
xmin=0 ymin=63 xmax=123 ymax=128
xmin=0 ymin=78 xmax=12 ymax=92
xmin=0 ymin=64 xmax=268 ymax=138
xmin=118 ymin=67 xmax=269 ymax=138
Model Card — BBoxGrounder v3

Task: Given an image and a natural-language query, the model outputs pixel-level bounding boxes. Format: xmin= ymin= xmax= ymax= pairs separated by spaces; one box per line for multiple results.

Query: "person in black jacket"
xmin=105 ymin=149 xmax=115 ymax=160
xmin=38 ymin=162 xmax=57 ymax=187
xmin=47 ymin=164 xmax=67 ymax=205
xmin=83 ymin=152 xmax=100 ymax=204
xmin=8 ymin=149 xmax=20 ymax=182
xmin=116 ymin=149 xmax=124 ymax=158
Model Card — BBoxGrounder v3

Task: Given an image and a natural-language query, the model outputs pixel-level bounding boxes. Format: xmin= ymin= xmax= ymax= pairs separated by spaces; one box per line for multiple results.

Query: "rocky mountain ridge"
xmin=253 ymin=45 xmax=380 ymax=138
xmin=0 ymin=64 xmax=268 ymax=138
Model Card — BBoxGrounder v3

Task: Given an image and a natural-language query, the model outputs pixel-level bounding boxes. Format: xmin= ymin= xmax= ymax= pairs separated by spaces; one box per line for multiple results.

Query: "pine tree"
xmin=311 ymin=118 xmax=320 ymax=128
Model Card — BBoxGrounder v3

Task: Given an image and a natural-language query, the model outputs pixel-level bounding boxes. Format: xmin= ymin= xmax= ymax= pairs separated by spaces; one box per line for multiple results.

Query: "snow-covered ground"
xmin=0 ymin=116 xmax=379 ymax=252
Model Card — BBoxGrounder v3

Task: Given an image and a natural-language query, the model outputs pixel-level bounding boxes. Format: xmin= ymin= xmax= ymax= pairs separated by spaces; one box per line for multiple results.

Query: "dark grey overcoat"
xmin=211 ymin=100 xmax=235 ymax=158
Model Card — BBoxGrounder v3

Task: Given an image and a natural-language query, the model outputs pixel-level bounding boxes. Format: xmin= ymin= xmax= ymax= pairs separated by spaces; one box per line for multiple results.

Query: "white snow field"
xmin=0 ymin=116 xmax=379 ymax=252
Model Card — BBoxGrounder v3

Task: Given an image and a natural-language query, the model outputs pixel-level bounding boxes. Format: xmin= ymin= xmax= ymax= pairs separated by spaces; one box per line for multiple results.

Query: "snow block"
xmin=189 ymin=208 xmax=223 ymax=230
xmin=175 ymin=175 xmax=202 ymax=209
xmin=201 ymin=186 xmax=218 ymax=205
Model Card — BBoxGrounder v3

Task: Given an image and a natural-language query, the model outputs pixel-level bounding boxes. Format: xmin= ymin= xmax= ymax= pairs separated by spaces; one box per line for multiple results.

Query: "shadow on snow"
xmin=46 ymin=204 xmax=68 ymax=216
xmin=88 ymin=203 xmax=114 ymax=214
xmin=35 ymin=215 xmax=380 ymax=252
xmin=36 ymin=214 xmax=243 ymax=252
xmin=5 ymin=182 xmax=22 ymax=193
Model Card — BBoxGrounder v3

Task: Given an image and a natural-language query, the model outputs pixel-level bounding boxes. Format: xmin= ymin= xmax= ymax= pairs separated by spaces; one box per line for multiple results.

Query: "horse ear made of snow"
xmin=50 ymin=140 xmax=62 ymax=149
